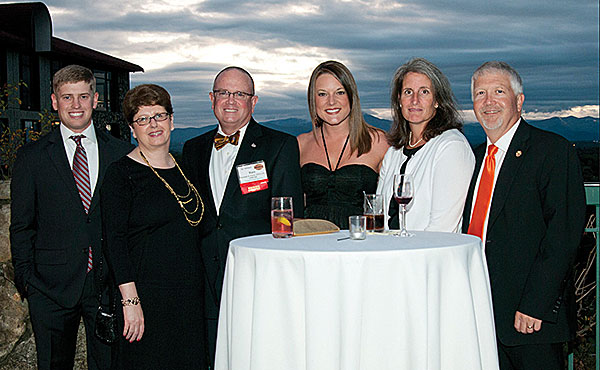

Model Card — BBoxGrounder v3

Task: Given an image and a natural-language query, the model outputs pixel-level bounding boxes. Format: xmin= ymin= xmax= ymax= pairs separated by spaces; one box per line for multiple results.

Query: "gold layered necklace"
xmin=140 ymin=151 xmax=204 ymax=227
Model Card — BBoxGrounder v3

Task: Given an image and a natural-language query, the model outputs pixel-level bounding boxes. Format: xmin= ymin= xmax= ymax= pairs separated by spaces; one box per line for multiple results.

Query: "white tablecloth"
xmin=215 ymin=231 xmax=499 ymax=370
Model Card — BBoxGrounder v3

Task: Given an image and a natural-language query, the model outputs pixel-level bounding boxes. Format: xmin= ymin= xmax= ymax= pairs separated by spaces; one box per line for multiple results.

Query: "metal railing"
xmin=570 ymin=183 xmax=599 ymax=370
xmin=588 ymin=183 xmax=599 ymax=370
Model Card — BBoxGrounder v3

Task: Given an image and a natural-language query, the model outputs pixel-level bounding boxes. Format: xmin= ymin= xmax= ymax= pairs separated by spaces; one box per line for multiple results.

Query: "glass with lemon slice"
xmin=271 ymin=197 xmax=294 ymax=238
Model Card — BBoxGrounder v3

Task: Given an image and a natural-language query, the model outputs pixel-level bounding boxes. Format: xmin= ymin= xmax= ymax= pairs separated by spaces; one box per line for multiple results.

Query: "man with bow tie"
xmin=462 ymin=61 xmax=586 ymax=370
xmin=182 ymin=66 xmax=303 ymax=366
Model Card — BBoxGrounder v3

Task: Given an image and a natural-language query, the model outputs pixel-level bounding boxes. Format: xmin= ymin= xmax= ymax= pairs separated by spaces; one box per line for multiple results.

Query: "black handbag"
xmin=94 ymin=248 xmax=118 ymax=345
xmin=95 ymin=304 xmax=117 ymax=345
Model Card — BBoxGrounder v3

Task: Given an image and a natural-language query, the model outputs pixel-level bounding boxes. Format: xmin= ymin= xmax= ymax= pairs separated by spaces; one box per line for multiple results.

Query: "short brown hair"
xmin=52 ymin=65 xmax=95 ymax=93
xmin=122 ymin=84 xmax=173 ymax=125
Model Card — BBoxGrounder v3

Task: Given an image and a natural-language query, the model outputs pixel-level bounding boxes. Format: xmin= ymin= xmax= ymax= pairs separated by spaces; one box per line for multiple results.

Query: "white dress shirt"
xmin=470 ymin=118 xmax=521 ymax=244
xmin=209 ymin=123 xmax=249 ymax=214
xmin=377 ymin=129 xmax=475 ymax=232
xmin=60 ymin=122 xmax=99 ymax=195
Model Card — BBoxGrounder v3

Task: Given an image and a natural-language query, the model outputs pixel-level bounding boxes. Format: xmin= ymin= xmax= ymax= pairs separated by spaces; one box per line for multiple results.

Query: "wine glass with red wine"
xmin=393 ymin=173 xmax=414 ymax=237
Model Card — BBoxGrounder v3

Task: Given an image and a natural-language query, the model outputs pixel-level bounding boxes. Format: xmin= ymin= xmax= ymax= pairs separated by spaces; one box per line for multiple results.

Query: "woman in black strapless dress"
xmin=297 ymin=61 xmax=389 ymax=228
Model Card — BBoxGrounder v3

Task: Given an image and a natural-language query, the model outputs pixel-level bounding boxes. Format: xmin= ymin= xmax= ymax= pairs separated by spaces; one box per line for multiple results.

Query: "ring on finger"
xmin=527 ymin=325 xmax=533 ymax=329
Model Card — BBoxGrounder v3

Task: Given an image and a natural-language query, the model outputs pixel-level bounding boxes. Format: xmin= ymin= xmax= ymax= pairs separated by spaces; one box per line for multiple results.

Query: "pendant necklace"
xmin=321 ymin=125 xmax=350 ymax=171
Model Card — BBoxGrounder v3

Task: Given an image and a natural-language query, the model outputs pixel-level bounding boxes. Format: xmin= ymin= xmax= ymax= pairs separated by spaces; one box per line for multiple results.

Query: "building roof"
xmin=50 ymin=37 xmax=144 ymax=72
xmin=0 ymin=2 xmax=143 ymax=72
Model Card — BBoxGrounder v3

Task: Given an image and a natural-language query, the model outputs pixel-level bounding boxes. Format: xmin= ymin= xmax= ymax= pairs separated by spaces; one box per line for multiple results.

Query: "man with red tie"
xmin=182 ymin=66 xmax=303 ymax=367
xmin=10 ymin=65 xmax=132 ymax=369
xmin=462 ymin=61 xmax=586 ymax=370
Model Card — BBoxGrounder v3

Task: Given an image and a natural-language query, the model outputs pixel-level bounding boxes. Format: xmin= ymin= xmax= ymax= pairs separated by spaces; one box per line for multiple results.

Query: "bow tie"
xmin=214 ymin=131 xmax=240 ymax=150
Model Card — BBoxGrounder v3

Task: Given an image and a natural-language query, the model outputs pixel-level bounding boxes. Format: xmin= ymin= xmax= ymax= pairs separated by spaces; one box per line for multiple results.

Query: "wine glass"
xmin=393 ymin=174 xmax=414 ymax=237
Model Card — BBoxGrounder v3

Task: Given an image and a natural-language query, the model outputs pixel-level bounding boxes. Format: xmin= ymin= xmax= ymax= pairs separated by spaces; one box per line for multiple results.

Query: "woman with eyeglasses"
xmin=101 ymin=84 xmax=207 ymax=369
xmin=297 ymin=61 xmax=389 ymax=229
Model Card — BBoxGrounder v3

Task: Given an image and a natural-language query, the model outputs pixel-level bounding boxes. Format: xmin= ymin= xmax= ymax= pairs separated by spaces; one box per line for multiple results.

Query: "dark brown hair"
xmin=122 ymin=84 xmax=173 ymax=125
xmin=387 ymin=58 xmax=462 ymax=149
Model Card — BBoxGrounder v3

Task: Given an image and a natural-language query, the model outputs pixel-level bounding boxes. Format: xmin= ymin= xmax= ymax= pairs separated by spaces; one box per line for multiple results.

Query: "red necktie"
xmin=214 ymin=131 xmax=240 ymax=150
xmin=71 ymin=135 xmax=93 ymax=272
xmin=468 ymin=144 xmax=498 ymax=240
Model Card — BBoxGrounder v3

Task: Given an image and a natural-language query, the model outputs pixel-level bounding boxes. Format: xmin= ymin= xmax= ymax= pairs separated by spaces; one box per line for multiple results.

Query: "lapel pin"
xmin=515 ymin=150 xmax=522 ymax=157
xmin=251 ymin=143 xmax=256 ymax=148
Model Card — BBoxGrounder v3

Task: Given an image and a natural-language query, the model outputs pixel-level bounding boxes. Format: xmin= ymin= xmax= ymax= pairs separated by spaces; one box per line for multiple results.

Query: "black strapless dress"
xmin=301 ymin=163 xmax=379 ymax=229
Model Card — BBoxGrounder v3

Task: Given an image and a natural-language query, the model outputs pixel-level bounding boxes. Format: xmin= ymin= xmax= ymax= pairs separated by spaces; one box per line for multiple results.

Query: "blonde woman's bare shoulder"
xmin=370 ymin=128 xmax=390 ymax=152
xmin=297 ymin=131 xmax=311 ymax=141
xmin=298 ymin=130 xmax=317 ymax=146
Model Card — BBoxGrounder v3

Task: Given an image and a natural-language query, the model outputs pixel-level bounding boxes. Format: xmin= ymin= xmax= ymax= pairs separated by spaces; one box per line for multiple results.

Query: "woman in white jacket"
xmin=377 ymin=58 xmax=475 ymax=232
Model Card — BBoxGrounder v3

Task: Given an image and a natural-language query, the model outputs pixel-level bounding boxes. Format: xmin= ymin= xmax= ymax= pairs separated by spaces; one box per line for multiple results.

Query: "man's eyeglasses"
xmin=132 ymin=112 xmax=171 ymax=126
xmin=212 ymin=89 xmax=254 ymax=101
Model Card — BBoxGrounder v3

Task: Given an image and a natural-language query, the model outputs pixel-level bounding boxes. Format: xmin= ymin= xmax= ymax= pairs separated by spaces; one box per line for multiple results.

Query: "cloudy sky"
xmin=10 ymin=0 xmax=599 ymax=128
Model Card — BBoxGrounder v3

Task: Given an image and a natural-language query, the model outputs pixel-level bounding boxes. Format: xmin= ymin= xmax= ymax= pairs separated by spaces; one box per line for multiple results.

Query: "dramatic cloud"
xmin=6 ymin=0 xmax=598 ymax=127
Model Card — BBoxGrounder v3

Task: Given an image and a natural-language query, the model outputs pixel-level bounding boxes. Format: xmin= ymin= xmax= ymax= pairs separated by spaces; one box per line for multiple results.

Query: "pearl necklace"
xmin=407 ymin=132 xmax=424 ymax=148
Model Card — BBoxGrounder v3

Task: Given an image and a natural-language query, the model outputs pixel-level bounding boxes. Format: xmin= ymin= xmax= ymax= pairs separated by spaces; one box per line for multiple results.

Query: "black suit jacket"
xmin=10 ymin=126 xmax=132 ymax=308
xmin=182 ymin=119 xmax=304 ymax=318
xmin=462 ymin=119 xmax=586 ymax=345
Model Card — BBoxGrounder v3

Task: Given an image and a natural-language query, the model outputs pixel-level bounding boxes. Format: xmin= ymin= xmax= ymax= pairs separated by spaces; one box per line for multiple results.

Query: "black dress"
xmin=301 ymin=163 xmax=379 ymax=229
xmin=101 ymin=156 xmax=206 ymax=370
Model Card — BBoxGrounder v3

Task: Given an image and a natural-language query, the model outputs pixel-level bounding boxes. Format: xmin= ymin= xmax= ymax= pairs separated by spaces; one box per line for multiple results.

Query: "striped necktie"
xmin=71 ymin=135 xmax=93 ymax=272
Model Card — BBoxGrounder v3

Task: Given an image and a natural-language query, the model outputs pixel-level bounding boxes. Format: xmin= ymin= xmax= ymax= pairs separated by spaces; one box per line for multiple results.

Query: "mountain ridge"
xmin=169 ymin=115 xmax=599 ymax=152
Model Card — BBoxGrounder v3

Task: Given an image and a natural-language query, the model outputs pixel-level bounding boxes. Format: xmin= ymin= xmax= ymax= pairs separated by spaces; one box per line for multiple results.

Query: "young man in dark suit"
xmin=462 ymin=61 xmax=586 ymax=370
xmin=182 ymin=66 xmax=303 ymax=365
xmin=10 ymin=65 xmax=132 ymax=369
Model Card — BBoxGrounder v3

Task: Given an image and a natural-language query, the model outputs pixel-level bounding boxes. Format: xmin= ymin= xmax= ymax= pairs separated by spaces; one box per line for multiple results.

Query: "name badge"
xmin=236 ymin=160 xmax=269 ymax=194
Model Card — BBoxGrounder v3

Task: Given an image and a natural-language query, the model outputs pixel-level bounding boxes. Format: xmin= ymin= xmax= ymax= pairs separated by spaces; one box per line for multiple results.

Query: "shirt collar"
xmin=60 ymin=121 xmax=98 ymax=145
xmin=487 ymin=117 xmax=521 ymax=153
xmin=216 ymin=120 xmax=250 ymax=144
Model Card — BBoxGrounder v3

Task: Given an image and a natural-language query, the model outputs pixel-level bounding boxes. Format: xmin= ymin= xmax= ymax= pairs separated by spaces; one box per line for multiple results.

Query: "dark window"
xmin=94 ymin=70 xmax=112 ymax=111
xmin=21 ymin=119 xmax=41 ymax=142
xmin=19 ymin=54 xmax=40 ymax=111
xmin=49 ymin=60 xmax=63 ymax=92
xmin=0 ymin=49 xmax=7 ymax=107
xmin=0 ymin=49 xmax=6 ymax=89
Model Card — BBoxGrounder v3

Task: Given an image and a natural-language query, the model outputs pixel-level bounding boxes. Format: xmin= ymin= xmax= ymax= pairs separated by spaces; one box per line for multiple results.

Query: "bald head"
xmin=213 ymin=66 xmax=255 ymax=95
xmin=210 ymin=66 xmax=258 ymax=135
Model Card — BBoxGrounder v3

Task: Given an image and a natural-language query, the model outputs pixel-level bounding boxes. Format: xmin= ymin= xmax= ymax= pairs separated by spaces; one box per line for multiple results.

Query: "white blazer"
xmin=376 ymin=129 xmax=475 ymax=232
